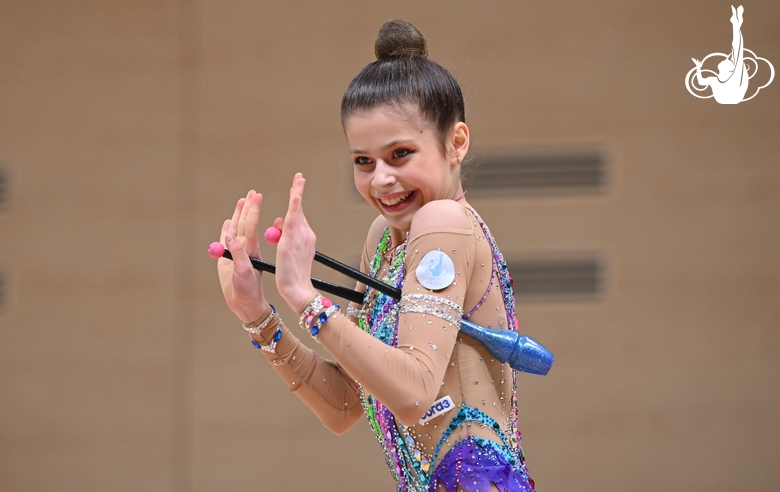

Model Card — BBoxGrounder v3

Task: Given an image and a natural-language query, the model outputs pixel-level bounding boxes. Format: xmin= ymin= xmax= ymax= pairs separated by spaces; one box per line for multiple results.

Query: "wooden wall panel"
xmin=0 ymin=1 xmax=181 ymax=490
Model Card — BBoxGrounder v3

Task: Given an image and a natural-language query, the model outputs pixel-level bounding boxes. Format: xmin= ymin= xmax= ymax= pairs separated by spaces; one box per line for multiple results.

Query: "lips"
xmin=378 ymin=190 xmax=414 ymax=207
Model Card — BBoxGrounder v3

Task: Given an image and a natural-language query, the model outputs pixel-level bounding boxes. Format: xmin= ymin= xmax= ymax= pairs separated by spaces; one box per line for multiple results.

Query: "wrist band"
xmin=243 ymin=305 xmax=282 ymax=353
xmin=347 ymin=305 xmax=362 ymax=319
xmin=251 ymin=325 xmax=282 ymax=353
xmin=298 ymin=295 xmax=340 ymax=340
xmin=243 ymin=304 xmax=275 ymax=330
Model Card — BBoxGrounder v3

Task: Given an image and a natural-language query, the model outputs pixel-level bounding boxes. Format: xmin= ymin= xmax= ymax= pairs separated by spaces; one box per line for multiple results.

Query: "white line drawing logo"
xmin=685 ymin=5 xmax=774 ymax=104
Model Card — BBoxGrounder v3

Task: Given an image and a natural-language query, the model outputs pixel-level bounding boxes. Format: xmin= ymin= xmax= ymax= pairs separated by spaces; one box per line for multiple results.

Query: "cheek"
xmin=353 ymin=170 xmax=372 ymax=198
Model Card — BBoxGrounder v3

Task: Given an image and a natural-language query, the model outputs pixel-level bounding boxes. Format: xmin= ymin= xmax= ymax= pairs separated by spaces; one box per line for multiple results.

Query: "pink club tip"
xmin=208 ymin=242 xmax=225 ymax=259
xmin=264 ymin=226 xmax=282 ymax=244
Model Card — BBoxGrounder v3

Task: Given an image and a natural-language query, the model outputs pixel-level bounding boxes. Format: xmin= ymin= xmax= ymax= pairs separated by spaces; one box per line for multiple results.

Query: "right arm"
xmin=215 ymin=188 xmax=365 ymax=434
xmin=243 ymin=227 xmax=380 ymax=434
xmin=248 ymin=314 xmax=364 ymax=435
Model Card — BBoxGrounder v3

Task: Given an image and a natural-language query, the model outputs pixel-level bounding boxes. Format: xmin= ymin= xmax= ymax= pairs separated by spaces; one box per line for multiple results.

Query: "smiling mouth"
xmin=379 ymin=191 xmax=414 ymax=206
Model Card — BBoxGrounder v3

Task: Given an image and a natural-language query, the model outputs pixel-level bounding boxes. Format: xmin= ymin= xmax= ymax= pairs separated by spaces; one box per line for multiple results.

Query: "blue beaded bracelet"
xmin=310 ymin=304 xmax=339 ymax=338
xmin=299 ymin=295 xmax=341 ymax=340
xmin=251 ymin=325 xmax=282 ymax=353
xmin=243 ymin=305 xmax=281 ymax=353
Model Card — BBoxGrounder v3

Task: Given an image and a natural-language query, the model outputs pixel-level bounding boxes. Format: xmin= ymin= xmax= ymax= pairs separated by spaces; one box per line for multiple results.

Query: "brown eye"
xmin=393 ymin=148 xmax=413 ymax=159
xmin=354 ymin=156 xmax=372 ymax=165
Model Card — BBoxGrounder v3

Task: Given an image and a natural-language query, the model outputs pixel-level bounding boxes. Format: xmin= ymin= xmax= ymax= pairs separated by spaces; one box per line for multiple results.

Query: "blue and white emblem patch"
xmin=416 ymin=249 xmax=455 ymax=291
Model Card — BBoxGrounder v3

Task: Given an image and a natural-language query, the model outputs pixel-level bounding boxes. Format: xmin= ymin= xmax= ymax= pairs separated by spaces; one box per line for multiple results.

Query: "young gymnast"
xmin=215 ymin=19 xmax=536 ymax=492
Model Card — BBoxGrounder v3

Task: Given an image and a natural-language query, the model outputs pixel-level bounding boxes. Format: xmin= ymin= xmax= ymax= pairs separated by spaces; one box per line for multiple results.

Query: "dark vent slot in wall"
xmin=508 ymin=258 xmax=603 ymax=300
xmin=469 ymin=153 xmax=605 ymax=193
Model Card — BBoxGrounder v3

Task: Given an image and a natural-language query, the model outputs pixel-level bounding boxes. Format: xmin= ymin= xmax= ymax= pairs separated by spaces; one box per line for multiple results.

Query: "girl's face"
xmin=344 ymin=105 xmax=466 ymax=237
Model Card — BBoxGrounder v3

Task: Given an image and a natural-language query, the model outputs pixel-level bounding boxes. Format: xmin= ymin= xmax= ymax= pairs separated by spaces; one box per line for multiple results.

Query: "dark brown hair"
xmin=340 ymin=20 xmax=465 ymax=148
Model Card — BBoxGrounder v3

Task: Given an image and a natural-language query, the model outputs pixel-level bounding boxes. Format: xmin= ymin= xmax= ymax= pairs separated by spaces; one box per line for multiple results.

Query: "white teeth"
xmin=380 ymin=191 xmax=413 ymax=206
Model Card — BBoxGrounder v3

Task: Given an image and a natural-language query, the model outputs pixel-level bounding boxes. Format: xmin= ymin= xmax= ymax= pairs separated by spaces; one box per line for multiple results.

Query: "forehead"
xmin=344 ymin=104 xmax=436 ymax=147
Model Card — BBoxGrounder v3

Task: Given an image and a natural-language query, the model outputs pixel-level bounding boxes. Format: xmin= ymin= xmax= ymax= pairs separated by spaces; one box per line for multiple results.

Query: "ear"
xmin=449 ymin=122 xmax=470 ymax=166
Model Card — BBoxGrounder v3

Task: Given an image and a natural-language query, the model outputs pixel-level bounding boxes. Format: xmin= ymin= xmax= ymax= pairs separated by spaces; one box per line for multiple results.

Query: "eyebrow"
xmin=351 ymin=139 xmax=416 ymax=155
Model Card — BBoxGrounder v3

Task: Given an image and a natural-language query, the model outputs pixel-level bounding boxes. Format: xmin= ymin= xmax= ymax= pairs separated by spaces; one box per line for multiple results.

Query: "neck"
xmin=389 ymin=227 xmax=407 ymax=248
xmin=388 ymin=188 xmax=468 ymax=246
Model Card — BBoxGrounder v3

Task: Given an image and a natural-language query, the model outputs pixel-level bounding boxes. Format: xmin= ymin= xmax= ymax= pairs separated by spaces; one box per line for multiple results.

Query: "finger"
xmin=292 ymin=173 xmax=305 ymax=208
xmin=243 ymin=192 xmax=263 ymax=245
xmin=237 ymin=190 xmax=256 ymax=238
xmin=273 ymin=217 xmax=284 ymax=231
xmin=285 ymin=174 xmax=306 ymax=223
xmin=219 ymin=219 xmax=230 ymax=243
xmin=225 ymin=233 xmax=253 ymax=278
xmin=229 ymin=198 xmax=246 ymax=238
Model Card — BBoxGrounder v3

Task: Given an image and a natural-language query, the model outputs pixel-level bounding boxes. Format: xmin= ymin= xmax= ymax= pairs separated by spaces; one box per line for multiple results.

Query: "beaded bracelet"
xmin=298 ymin=295 xmax=340 ymax=340
xmin=347 ymin=305 xmax=362 ymax=320
xmin=243 ymin=305 xmax=282 ymax=353
xmin=251 ymin=326 xmax=282 ymax=353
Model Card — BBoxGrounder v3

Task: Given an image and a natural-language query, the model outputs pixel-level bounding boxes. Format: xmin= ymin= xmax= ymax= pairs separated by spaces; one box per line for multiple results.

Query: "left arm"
xmin=274 ymin=180 xmax=475 ymax=426
xmin=315 ymin=217 xmax=475 ymax=425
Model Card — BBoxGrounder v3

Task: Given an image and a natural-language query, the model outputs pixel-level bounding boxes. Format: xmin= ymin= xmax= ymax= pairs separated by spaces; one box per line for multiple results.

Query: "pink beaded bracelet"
xmin=298 ymin=295 xmax=340 ymax=340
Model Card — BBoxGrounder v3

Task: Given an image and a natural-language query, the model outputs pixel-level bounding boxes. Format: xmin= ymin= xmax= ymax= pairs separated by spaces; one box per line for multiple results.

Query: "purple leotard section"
xmin=428 ymin=437 xmax=535 ymax=492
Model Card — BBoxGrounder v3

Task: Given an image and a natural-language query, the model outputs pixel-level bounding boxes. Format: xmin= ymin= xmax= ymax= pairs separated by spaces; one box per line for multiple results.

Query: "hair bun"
xmin=374 ymin=19 xmax=428 ymax=60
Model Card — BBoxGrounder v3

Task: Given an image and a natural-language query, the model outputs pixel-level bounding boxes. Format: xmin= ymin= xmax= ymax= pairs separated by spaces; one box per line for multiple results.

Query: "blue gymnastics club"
xmin=210 ymin=242 xmax=554 ymax=376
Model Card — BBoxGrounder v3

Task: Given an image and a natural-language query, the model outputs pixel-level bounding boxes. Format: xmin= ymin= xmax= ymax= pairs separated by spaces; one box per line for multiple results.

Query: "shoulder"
xmin=409 ymin=199 xmax=471 ymax=238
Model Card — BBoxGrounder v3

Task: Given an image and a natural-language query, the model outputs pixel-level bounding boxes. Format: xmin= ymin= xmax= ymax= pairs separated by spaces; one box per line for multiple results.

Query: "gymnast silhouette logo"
xmin=416 ymin=250 xmax=455 ymax=291
xmin=685 ymin=5 xmax=774 ymax=104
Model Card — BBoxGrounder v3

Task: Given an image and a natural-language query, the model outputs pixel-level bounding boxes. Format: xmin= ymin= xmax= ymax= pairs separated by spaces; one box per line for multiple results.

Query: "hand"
xmin=274 ymin=173 xmax=318 ymax=313
xmin=216 ymin=190 xmax=269 ymax=324
xmin=692 ymin=58 xmax=702 ymax=68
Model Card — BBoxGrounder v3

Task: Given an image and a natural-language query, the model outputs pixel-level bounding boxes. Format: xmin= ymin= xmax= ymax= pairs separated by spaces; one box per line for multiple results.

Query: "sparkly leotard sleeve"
xmin=249 ymin=204 xmax=535 ymax=492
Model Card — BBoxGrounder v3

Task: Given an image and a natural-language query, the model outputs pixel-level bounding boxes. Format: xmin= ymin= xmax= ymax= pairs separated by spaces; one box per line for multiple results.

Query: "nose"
xmin=372 ymin=160 xmax=396 ymax=189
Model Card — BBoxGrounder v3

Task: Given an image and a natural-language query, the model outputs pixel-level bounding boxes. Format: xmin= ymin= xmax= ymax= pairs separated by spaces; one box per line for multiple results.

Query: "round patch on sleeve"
xmin=416 ymin=249 xmax=456 ymax=291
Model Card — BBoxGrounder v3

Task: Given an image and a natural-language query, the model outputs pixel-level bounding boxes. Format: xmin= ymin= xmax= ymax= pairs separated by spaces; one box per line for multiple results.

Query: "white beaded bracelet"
xmin=347 ymin=305 xmax=362 ymax=319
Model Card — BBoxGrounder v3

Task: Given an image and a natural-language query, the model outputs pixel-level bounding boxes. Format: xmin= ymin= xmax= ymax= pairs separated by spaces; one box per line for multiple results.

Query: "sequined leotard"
xmin=251 ymin=203 xmax=535 ymax=492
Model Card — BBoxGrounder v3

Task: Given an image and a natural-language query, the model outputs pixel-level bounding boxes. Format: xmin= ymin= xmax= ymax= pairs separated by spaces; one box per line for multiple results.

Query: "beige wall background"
xmin=1 ymin=1 xmax=778 ymax=491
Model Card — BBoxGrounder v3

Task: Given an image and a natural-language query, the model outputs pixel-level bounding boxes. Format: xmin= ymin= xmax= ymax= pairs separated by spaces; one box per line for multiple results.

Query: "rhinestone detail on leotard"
xmin=356 ymin=217 xmax=535 ymax=492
